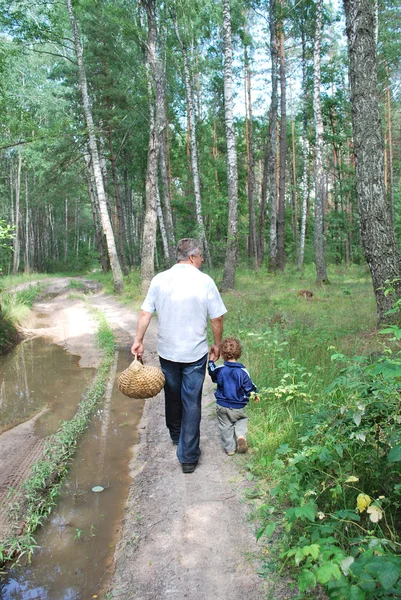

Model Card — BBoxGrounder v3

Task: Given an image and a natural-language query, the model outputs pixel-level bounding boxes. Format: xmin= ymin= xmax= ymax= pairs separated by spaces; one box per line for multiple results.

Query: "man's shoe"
xmin=181 ymin=462 xmax=197 ymax=473
xmin=237 ymin=436 xmax=248 ymax=453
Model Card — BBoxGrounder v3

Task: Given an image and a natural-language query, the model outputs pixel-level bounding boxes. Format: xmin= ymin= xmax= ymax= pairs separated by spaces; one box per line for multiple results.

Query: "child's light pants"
xmin=216 ymin=404 xmax=248 ymax=453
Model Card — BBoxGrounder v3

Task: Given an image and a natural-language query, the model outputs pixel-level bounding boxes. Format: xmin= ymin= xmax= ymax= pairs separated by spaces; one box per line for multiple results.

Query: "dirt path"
xmin=1 ymin=279 xmax=292 ymax=599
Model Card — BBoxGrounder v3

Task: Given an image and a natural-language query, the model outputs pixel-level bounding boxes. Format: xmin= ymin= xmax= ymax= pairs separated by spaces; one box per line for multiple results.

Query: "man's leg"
xmin=159 ymin=357 xmax=182 ymax=443
xmin=177 ymin=354 xmax=207 ymax=464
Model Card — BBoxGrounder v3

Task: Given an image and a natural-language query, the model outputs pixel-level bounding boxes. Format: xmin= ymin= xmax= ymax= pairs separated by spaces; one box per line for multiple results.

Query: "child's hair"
xmin=221 ymin=338 xmax=242 ymax=360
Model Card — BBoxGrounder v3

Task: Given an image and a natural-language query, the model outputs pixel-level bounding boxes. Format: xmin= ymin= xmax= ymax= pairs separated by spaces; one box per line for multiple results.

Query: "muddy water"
xmin=0 ymin=339 xmax=94 ymax=435
xmin=0 ymin=346 xmax=144 ymax=599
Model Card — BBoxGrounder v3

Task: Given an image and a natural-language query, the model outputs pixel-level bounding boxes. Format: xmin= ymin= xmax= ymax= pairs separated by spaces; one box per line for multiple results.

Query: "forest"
xmin=1 ymin=0 xmax=401 ymax=597
xmin=0 ymin=0 xmax=399 ymax=312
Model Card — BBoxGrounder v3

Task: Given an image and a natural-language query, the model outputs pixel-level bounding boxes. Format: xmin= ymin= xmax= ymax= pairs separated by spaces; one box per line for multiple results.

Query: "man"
xmin=131 ymin=238 xmax=227 ymax=473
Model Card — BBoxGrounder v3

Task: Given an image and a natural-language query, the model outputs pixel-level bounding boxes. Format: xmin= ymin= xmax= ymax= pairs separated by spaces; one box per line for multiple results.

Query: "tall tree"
xmin=172 ymin=10 xmax=211 ymax=266
xmin=343 ymin=0 xmax=401 ymax=322
xmin=277 ymin=0 xmax=286 ymax=271
xmin=66 ymin=0 xmax=123 ymax=292
xmin=313 ymin=0 xmax=329 ymax=283
xmin=222 ymin=0 xmax=239 ymax=290
xmin=140 ymin=0 xmax=159 ymax=293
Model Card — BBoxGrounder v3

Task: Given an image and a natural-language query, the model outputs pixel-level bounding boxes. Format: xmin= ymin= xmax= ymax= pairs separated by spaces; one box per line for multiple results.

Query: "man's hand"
xmin=131 ymin=341 xmax=144 ymax=359
xmin=209 ymin=343 xmax=220 ymax=362
xmin=131 ymin=310 xmax=152 ymax=360
xmin=210 ymin=315 xmax=224 ymax=362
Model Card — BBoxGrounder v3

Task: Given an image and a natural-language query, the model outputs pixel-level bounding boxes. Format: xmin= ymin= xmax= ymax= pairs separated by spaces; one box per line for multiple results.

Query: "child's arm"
xmin=208 ymin=359 xmax=218 ymax=383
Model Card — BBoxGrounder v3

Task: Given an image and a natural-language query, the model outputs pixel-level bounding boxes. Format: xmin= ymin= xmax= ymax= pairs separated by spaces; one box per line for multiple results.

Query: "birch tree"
xmin=222 ymin=0 xmax=238 ymax=289
xmin=66 ymin=0 xmax=123 ymax=292
xmin=140 ymin=0 xmax=159 ymax=293
xmin=343 ymin=0 xmax=401 ymax=322
xmin=313 ymin=0 xmax=329 ymax=283
xmin=173 ymin=11 xmax=212 ymax=267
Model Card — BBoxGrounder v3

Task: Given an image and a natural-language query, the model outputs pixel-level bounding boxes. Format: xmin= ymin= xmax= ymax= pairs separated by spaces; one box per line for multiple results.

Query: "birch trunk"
xmin=277 ymin=9 xmax=286 ymax=271
xmin=244 ymin=34 xmax=258 ymax=270
xmin=298 ymin=137 xmax=309 ymax=270
xmin=343 ymin=0 xmax=401 ymax=323
xmin=173 ymin=15 xmax=211 ymax=267
xmin=66 ymin=0 xmax=123 ymax=293
xmin=83 ymin=152 xmax=109 ymax=273
xmin=222 ymin=0 xmax=239 ymax=290
xmin=13 ymin=154 xmax=21 ymax=275
xmin=24 ymin=171 xmax=30 ymax=273
xmin=313 ymin=0 xmax=329 ymax=283
xmin=158 ymin=74 xmax=175 ymax=263
xmin=141 ymin=0 xmax=159 ymax=294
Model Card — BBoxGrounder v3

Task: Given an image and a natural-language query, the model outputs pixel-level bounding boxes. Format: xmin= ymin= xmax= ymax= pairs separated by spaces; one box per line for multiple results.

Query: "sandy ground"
xmin=1 ymin=278 xmax=294 ymax=599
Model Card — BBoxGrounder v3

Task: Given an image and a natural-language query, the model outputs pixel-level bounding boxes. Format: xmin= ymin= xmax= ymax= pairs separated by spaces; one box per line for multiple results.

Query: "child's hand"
xmin=253 ymin=395 xmax=260 ymax=403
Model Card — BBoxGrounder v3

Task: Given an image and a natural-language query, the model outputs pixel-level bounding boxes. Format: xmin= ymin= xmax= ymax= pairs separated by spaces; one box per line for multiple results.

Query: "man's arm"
xmin=131 ymin=310 xmax=153 ymax=359
xmin=209 ymin=315 xmax=224 ymax=362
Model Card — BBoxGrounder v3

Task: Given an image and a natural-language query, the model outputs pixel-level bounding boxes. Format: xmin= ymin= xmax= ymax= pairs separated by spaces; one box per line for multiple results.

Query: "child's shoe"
xmin=236 ymin=436 xmax=248 ymax=453
xmin=226 ymin=450 xmax=235 ymax=456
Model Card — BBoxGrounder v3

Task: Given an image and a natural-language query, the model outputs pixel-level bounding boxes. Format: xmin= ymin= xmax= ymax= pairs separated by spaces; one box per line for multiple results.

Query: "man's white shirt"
xmin=141 ymin=264 xmax=227 ymax=362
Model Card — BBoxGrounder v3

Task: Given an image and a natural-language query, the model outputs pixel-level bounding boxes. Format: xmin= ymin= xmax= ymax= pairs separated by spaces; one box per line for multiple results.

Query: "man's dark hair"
xmin=176 ymin=238 xmax=202 ymax=262
xmin=221 ymin=338 xmax=242 ymax=360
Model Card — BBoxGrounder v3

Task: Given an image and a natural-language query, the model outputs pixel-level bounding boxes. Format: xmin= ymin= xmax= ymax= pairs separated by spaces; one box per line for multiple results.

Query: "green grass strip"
xmin=0 ymin=308 xmax=115 ymax=567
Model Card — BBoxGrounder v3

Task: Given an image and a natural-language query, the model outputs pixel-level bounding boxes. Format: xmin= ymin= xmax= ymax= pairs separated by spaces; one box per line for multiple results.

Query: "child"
xmin=208 ymin=338 xmax=258 ymax=455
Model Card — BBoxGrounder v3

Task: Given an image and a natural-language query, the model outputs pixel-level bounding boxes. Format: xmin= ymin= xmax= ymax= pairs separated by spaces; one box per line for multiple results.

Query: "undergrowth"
xmin=0 ymin=307 xmax=115 ymax=568
xmin=239 ymin=278 xmax=401 ymax=599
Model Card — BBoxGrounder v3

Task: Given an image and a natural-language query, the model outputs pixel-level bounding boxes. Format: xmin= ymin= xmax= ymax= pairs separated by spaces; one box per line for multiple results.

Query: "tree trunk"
xmin=268 ymin=0 xmax=279 ymax=271
xmin=141 ymin=0 xmax=159 ymax=294
xmin=343 ymin=0 xmax=401 ymax=323
xmin=66 ymin=0 xmax=123 ymax=293
xmin=173 ymin=15 xmax=211 ymax=267
xmin=385 ymin=64 xmax=394 ymax=230
xmin=83 ymin=152 xmax=109 ymax=273
xmin=24 ymin=171 xmax=30 ymax=274
xmin=277 ymin=6 xmax=286 ymax=271
xmin=313 ymin=0 xmax=329 ymax=283
xmin=158 ymin=74 xmax=176 ymax=263
xmin=106 ymin=97 xmax=129 ymax=275
xmin=244 ymin=32 xmax=258 ymax=270
xmin=222 ymin=0 xmax=239 ymax=290
xmin=13 ymin=154 xmax=21 ymax=275
xmin=290 ymin=80 xmax=298 ymax=253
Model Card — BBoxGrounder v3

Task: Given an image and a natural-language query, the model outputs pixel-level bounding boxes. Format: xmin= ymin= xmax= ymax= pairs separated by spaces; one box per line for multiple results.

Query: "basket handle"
xmin=132 ymin=353 xmax=144 ymax=366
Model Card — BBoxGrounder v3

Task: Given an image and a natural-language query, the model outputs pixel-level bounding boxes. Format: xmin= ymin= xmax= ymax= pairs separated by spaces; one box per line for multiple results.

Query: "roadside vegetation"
xmin=218 ymin=266 xmax=401 ymax=599
xmin=0 ymin=303 xmax=115 ymax=568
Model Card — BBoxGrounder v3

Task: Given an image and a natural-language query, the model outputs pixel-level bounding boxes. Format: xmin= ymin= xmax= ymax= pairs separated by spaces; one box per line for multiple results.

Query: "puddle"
xmin=0 ymin=348 xmax=143 ymax=599
xmin=0 ymin=339 xmax=94 ymax=435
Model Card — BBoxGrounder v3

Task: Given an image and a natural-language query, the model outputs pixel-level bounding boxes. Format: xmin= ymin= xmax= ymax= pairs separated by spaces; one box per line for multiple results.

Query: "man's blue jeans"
xmin=159 ymin=353 xmax=208 ymax=464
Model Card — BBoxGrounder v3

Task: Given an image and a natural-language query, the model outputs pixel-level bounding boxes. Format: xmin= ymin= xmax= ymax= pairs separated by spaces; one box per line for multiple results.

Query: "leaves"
xmin=356 ymin=493 xmax=372 ymax=513
xmin=366 ymin=505 xmax=383 ymax=523
xmin=388 ymin=445 xmax=401 ymax=462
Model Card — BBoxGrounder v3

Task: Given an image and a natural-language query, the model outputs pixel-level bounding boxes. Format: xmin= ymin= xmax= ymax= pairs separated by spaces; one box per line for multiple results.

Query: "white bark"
xmin=24 ymin=171 xmax=30 ymax=273
xmin=13 ymin=153 xmax=21 ymax=275
xmin=298 ymin=137 xmax=309 ymax=270
xmin=313 ymin=0 xmax=329 ymax=283
xmin=141 ymin=0 xmax=159 ymax=294
xmin=66 ymin=0 xmax=123 ymax=293
xmin=173 ymin=16 xmax=211 ymax=267
xmin=222 ymin=0 xmax=239 ymax=290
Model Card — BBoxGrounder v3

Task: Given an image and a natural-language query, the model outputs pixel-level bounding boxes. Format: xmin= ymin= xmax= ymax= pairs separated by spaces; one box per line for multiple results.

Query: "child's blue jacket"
xmin=208 ymin=360 xmax=257 ymax=409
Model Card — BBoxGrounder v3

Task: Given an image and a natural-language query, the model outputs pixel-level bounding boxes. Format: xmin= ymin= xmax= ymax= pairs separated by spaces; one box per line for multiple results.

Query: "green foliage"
xmin=246 ymin=305 xmax=401 ymax=597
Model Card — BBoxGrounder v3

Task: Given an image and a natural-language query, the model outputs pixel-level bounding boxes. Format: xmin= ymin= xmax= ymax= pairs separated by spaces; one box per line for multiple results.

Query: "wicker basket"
xmin=118 ymin=355 xmax=165 ymax=399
